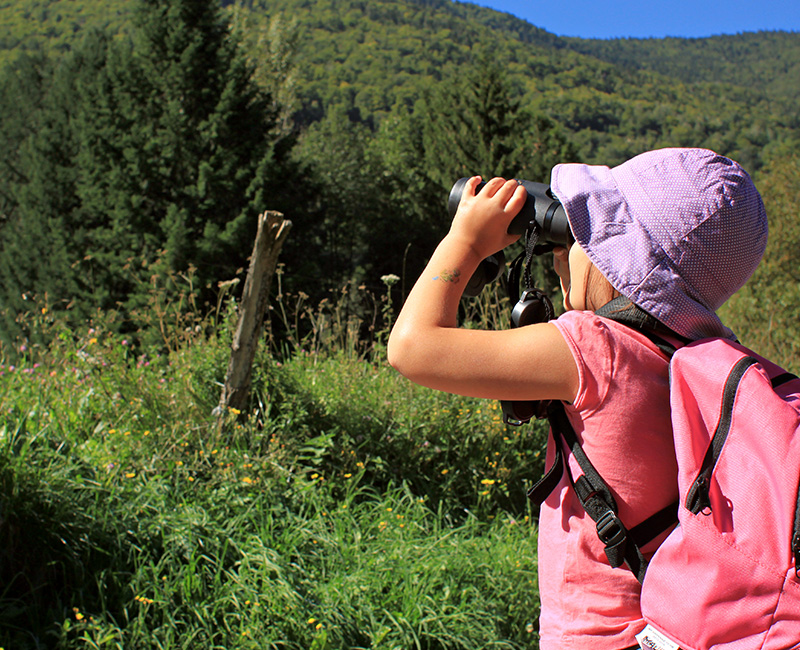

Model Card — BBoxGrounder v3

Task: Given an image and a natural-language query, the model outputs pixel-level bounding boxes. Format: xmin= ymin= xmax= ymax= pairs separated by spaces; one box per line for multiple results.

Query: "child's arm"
xmin=387 ymin=177 xmax=579 ymax=403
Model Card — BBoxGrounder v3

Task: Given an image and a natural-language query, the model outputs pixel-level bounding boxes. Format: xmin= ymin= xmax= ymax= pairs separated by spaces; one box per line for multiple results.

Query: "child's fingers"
xmin=504 ymin=181 xmax=527 ymax=214
xmin=463 ymin=175 xmax=483 ymax=197
xmin=480 ymin=177 xmax=508 ymax=196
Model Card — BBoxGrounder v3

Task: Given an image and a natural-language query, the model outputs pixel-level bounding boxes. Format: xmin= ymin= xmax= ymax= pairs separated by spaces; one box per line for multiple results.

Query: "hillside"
xmin=1 ymin=0 xmax=797 ymax=168
xmin=235 ymin=0 xmax=798 ymax=168
xmin=565 ymin=31 xmax=800 ymax=102
xmin=0 ymin=0 xmax=129 ymax=68
xmin=1 ymin=0 xmax=798 ymax=347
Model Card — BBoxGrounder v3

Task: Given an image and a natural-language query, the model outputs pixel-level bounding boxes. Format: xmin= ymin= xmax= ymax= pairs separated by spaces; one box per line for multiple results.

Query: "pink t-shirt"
xmin=538 ymin=310 xmax=679 ymax=649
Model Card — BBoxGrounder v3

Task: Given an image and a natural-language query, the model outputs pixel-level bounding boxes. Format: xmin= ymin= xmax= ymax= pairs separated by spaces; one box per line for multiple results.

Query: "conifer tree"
xmin=79 ymin=0 xmax=285 ymax=298
xmin=367 ymin=55 xmax=575 ymax=292
xmin=0 ymin=38 xmax=104 ymax=341
xmin=421 ymin=53 xmax=574 ymax=187
xmin=0 ymin=0 xmax=291 ymax=343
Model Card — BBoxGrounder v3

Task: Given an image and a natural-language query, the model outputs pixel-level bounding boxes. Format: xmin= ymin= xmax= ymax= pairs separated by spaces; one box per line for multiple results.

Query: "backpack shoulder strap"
xmin=529 ymin=401 xmax=673 ymax=582
xmin=528 ymin=297 xmax=684 ymax=581
xmin=594 ymin=296 xmax=688 ymax=358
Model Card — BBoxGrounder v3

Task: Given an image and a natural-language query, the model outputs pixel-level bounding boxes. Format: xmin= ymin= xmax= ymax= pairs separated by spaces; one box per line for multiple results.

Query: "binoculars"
xmin=448 ymin=177 xmax=574 ymax=244
xmin=448 ymin=177 xmax=574 ymax=296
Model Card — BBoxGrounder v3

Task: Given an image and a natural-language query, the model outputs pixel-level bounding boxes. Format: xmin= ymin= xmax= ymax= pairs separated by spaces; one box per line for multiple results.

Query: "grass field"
xmin=0 ymin=290 xmax=549 ymax=649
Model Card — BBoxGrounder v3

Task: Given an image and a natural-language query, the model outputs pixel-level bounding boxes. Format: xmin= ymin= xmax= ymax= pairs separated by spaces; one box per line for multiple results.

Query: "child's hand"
xmin=448 ymin=176 xmax=526 ymax=259
xmin=553 ymin=245 xmax=572 ymax=307
xmin=553 ymin=246 xmax=570 ymax=283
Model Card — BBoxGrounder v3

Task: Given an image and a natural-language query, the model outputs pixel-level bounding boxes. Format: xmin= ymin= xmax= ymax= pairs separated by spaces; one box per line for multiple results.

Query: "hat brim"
xmin=551 ymin=159 xmax=735 ymax=341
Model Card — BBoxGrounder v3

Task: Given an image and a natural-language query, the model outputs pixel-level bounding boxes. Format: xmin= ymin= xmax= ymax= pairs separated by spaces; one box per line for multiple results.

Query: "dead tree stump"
xmin=216 ymin=210 xmax=291 ymax=425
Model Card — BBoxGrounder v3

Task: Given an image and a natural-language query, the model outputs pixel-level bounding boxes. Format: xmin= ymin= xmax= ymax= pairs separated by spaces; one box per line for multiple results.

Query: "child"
xmin=387 ymin=148 xmax=767 ymax=649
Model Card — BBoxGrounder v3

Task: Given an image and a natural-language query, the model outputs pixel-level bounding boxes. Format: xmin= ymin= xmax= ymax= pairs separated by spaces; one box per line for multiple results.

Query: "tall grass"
xmin=0 ymin=283 xmax=548 ymax=649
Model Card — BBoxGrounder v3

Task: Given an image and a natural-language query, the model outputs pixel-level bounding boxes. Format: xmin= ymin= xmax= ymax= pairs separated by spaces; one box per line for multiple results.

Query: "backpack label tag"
xmin=636 ymin=624 xmax=682 ymax=650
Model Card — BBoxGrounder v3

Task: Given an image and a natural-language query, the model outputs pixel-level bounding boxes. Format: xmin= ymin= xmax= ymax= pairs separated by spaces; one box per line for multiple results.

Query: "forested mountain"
xmin=566 ymin=31 xmax=800 ymax=101
xmin=3 ymin=0 xmax=798 ymax=166
xmin=0 ymin=0 xmax=798 ymax=350
xmin=2 ymin=0 xmax=797 ymax=161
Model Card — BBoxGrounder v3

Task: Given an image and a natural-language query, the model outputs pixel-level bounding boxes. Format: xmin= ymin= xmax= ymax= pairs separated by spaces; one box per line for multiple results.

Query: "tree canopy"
xmin=0 ymin=0 xmax=294 ymax=341
xmin=0 ymin=0 xmax=798 ymax=361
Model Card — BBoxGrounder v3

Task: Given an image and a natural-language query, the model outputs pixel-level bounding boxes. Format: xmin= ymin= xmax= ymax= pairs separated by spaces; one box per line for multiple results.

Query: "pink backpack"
xmin=523 ymin=304 xmax=800 ymax=649
xmin=636 ymin=337 xmax=800 ymax=650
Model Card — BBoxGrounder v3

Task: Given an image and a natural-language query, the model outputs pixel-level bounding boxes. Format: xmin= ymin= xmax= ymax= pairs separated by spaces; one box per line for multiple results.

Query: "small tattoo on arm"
xmin=433 ymin=268 xmax=461 ymax=284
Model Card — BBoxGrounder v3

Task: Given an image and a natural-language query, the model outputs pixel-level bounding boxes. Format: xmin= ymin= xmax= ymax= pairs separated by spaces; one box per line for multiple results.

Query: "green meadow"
xmin=0 ymin=285 xmax=548 ymax=649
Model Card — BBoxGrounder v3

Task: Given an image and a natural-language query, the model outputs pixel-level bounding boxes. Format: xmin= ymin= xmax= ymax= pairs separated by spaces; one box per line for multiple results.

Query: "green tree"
xmin=230 ymin=8 xmax=300 ymax=136
xmin=289 ymin=108 xmax=375 ymax=290
xmin=0 ymin=53 xmax=48 ymax=227
xmin=421 ymin=55 xmax=530 ymax=185
xmin=0 ymin=39 xmax=102 ymax=341
xmin=364 ymin=105 xmax=450 ymax=290
xmin=0 ymin=0 xmax=296 ymax=343
xmin=370 ymin=56 xmax=574 ymax=298
xmin=98 ymin=0 xmax=286 ymax=283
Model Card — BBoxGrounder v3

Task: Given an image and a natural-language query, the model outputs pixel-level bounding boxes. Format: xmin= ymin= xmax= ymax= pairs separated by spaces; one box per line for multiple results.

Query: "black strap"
xmin=533 ymin=401 xmax=658 ymax=582
xmin=793 ymin=486 xmax=800 ymax=579
xmin=595 ymin=296 xmax=688 ymax=358
xmin=629 ymin=500 xmax=679 ymax=549
xmin=527 ymin=430 xmax=564 ymax=507
xmin=507 ymin=221 xmax=543 ymax=307
xmin=772 ymin=372 xmax=799 ymax=389
xmin=524 ymin=297 xmax=683 ymax=581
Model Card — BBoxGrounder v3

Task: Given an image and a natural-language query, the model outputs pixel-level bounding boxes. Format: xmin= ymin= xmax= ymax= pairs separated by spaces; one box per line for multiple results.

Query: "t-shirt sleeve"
xmin=552 ymin=310 xmax=615 ymax=416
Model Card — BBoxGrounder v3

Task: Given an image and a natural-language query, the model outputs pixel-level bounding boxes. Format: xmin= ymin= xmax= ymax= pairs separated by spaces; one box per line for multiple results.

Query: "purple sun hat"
xmin=550 ymin=148 xmax=768 ymax=340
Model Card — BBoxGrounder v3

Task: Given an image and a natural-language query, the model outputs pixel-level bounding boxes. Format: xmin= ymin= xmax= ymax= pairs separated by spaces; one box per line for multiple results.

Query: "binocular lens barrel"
xmin=448 ymin=177 xmax=574 ymax=246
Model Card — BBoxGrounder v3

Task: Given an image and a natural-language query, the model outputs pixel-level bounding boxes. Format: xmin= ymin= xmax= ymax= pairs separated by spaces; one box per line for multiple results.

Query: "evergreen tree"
xmin=0 ymin=0 xmax=293 ymax=343
xmin=421 ymin=64 xmax=522 ymax=185
xmin=368 ymin=56 xmax=575 ymax=295
xmin=83 ymin=0 xmax=286 ymax=292
xmin=0 ymin=39 xmax=103 ymax=341
xmin=290 ymin=109 xmax=374 ymax=288
xmin=0 ymin=53 xmax=47 ymax=227
xmin=420 ymin=54 xmax=575 ymax=186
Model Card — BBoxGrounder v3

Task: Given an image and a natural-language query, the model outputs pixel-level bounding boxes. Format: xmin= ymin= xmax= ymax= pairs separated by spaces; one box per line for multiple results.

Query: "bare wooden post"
xmin=216 ymin=210 xmax=291 ymax=423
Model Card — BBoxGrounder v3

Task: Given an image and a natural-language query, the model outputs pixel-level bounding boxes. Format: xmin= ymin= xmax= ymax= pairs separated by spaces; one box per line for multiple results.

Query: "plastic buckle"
xmin=596 ymin=510 xmax=627 ymax=548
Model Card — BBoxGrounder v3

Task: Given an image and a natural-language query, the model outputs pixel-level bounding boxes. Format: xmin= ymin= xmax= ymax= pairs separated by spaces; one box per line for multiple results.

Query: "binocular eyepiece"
xmin=448 ymin=177 xmax=574 ymax=246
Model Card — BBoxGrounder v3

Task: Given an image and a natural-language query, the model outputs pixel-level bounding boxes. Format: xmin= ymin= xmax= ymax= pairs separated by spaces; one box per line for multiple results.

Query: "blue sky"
xmin=465 ymin=0 xmax=800 ymax=39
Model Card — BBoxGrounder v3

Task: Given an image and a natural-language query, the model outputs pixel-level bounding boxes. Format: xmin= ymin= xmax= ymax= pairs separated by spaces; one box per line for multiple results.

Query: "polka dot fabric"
xmin=550 ymin=148 xmax=768 ymax=341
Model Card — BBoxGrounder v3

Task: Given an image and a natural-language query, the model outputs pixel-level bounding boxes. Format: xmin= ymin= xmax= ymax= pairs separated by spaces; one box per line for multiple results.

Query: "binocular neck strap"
xmin=522 ymin=225 xmax=541 ymax=291
xmin=507 ymin=225 xmax=543 ymax=306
